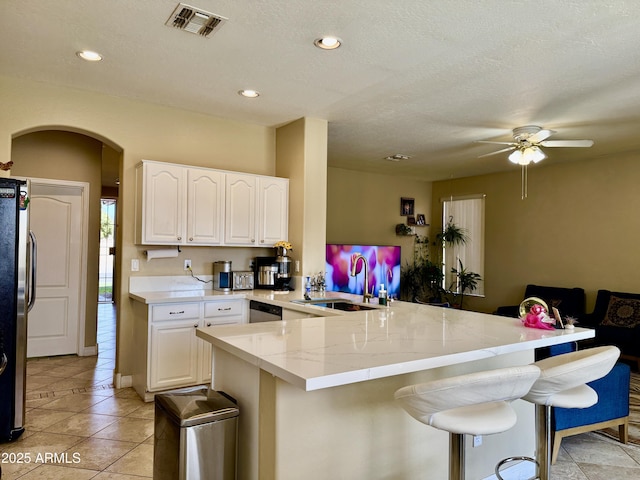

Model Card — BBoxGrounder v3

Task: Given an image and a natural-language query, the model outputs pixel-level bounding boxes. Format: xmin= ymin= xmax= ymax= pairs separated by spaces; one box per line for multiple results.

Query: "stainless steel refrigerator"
xmin=0 ymin=178 xmax=36 ymax=442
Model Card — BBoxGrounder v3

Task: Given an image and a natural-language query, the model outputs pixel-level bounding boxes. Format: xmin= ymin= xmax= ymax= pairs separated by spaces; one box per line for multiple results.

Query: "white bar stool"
xmin=394 ymin=365 xmax=541 ymax=480
xmin=514 ymin=345 xmax=621 ymax=480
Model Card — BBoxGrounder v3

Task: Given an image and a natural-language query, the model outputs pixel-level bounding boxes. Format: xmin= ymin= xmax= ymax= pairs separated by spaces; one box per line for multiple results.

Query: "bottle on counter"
xmin=378 ymin=284 xmax=387 ymax=306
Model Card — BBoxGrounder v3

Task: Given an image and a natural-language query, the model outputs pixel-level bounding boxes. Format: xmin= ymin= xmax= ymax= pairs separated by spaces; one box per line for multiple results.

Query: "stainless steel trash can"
xmin=154 ymin=386 xmax=239 ymax=480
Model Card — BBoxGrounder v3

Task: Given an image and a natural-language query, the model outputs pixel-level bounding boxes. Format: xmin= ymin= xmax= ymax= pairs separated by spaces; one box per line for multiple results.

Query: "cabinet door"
xmin=186 ymin=168 xmax=224 ymax=245
xmin=142 ymin=162 xmax=186 ymax=244
xmin=150 ymin=320 xmax=199 ymax=390
xmin=257 ymin=176 xmax=289 ymax=246
xmin=224 ymin=173 xmax=256 ymax=245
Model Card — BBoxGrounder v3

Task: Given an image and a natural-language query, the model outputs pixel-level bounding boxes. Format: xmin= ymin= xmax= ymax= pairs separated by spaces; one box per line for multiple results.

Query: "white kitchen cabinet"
xmin=257 ymin=176 xmax=289 ymax=246
xmin=135 ymin=160 xmax=224 ymax=245
xmin=135 ymin=161 xmax=185 ymax=244
xmin=225 ymin=173 xmax=289 ymax=246
xmin=186 ymin=167 xmax=225 ymax=245
xmin=224 ymin=173 xmax=256 ymax=245
xmin=131 ymin=298 xmax=245 ymax=401
xmin=199 ymin=300 xmax=244 ymax=383
xmin=136 ymin=160 xmax=288 ymax=247
xmin=150 ymin=319 xmax=200 ymax=390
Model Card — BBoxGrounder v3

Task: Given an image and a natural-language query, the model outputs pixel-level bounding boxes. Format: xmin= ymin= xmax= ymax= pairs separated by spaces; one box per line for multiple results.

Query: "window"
xmin=442 ymin=195 xmax=485 ymax=296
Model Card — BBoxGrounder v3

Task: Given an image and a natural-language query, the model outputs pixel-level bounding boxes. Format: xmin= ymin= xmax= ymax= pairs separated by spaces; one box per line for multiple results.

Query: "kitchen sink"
xmin=290 ymin=298 xmax=378 ymax=311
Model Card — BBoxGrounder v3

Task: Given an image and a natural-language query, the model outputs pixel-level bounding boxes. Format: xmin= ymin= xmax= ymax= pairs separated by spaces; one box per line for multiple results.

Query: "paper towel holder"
xmin=143 ymin=246 xmax=181 ymax=259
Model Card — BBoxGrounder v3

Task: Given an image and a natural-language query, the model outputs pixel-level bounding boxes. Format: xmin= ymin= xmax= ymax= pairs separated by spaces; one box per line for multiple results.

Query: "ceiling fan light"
xmin=530 ymin=146 xmax=547 ymax=163
xmin=508 ymin=149 xmax=523 ymax=164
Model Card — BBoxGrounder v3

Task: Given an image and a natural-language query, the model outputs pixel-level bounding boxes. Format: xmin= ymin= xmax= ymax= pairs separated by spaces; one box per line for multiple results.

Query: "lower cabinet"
xmin=132 ymin=298 xmax=244 ymax=401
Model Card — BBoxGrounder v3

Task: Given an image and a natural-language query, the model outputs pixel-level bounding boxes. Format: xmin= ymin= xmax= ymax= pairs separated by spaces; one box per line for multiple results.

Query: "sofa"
xmin=494 ymin=283 xmax=586 ymax=323
xmin=578 ymin=289 xmax=640 ymax=370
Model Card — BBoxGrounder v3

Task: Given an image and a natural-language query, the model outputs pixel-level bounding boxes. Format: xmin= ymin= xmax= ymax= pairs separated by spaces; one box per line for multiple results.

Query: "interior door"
xmin=27 ymin=182 xmax=84 ymax=357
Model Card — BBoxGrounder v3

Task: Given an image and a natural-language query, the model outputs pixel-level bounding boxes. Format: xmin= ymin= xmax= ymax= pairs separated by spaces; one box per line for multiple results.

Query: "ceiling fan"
xmin=477 ymin=125 xmax=594 ymax=199
xmin=477 ymin=125 xmax=594 ymax=165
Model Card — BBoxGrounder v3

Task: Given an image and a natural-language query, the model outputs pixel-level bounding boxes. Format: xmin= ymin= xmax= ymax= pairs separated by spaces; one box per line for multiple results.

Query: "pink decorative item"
xmin=521 ymin=303 xmax=555 ymax=330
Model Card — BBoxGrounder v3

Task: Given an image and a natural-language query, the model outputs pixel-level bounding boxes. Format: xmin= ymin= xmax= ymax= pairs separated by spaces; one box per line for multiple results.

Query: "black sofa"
xmin=578 ymin=289 xmax=640 ymax=369
xmin=494 ymin=284 xmax=587 ymax=322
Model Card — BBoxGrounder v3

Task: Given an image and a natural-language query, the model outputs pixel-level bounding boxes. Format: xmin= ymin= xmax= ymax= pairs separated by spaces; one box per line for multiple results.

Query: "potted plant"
xmin=437 ymin=218 xmax=468 ymax=247
xmin=449 ymin=259 xmax=482 ymax=310
xmin=400 ymin=235 xmax=446 ymax=303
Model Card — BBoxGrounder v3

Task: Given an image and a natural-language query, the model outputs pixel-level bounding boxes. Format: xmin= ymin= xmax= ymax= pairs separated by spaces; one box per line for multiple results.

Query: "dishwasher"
xmin=249 ymin=300 xmax=283 ymax=323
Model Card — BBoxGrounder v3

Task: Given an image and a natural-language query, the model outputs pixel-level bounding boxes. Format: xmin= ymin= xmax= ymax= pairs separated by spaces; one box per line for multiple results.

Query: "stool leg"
xmin=449 ymin=433 xmax=464 ymax=480
xmin=535 ymin=404 xmax=552 ymax=480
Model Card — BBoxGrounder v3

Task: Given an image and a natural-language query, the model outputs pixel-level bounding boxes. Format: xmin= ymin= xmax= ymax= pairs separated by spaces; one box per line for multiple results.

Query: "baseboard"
xmin=79 ymin=345 xmax=98 ymax=356
xmin=114 ymin=373 xmax=133 ymax=389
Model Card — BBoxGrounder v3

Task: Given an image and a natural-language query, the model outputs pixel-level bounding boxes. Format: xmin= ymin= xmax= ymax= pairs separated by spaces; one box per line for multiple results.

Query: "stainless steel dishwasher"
xmin=249 ymin=300 xmax=282 ymax=323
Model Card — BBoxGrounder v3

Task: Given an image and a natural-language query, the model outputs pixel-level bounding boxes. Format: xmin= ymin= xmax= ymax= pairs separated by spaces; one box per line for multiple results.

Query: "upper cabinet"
xmin=224 ymin=173 xmax=288 ymax=246
xmin=257 ymin=176 xmax=289 ymax=246
xmin=135 ymin=161 xmax=224 ymax=246
xmin=135 ymin=160 xmax=288 ymax=247
xmin=186 ymin=167 xmax=225 ymax=245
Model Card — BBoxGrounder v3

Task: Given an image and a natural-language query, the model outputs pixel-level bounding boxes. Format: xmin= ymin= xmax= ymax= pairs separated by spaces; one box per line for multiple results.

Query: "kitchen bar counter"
xmin=193 ymin=297 xmax=593 ymax=480
xmin=197 ymin=300 xmax=593 ymax=391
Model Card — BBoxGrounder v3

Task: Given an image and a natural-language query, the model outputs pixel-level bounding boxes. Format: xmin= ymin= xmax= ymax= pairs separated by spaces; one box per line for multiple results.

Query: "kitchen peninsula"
xmin=196 ymin=295 xmax=594 ymax=480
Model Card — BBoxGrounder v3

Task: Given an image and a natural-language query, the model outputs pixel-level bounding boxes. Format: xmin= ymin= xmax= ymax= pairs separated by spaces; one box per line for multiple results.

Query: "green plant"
xmin=449 ymin=259 xmax=482 ymax=310
xmin=400 ymin=235 xmax=446 ymax=303
xmin=395 ymin=223 xmax=414 ymax=235
xmin=437 ymin=220 xmax=468 ymax=247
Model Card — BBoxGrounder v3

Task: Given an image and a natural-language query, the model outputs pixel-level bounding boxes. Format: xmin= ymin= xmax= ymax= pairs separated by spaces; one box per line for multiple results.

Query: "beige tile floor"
xmin=1 ymin=303 xmax=639 ymax=479
xmin=0 ymin=304 xmax=153 ymax=480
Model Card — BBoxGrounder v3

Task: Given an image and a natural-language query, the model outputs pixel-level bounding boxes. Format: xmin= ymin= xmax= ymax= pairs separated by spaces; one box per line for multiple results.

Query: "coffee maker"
xmin=254 ymin=254 xmax=293 ymax=291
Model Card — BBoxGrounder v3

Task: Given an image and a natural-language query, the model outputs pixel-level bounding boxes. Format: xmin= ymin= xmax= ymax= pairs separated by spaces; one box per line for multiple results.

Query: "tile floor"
xmin=0 ymin=303 xmax=153 ymax=479
xmin=0 ymin=303 xmax=639 ymax=479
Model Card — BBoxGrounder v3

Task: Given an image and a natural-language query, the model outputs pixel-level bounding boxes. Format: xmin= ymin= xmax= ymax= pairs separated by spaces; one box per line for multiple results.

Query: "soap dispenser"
xmin=378 ymin=284 xmax=387 ymax=306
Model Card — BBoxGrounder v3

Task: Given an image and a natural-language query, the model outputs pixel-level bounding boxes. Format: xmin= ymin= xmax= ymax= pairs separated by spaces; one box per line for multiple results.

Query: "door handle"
xmin=0 ymin=353 xmax=7 ymax=375
xmin=27 ymin=230 xmax=37 ymax=312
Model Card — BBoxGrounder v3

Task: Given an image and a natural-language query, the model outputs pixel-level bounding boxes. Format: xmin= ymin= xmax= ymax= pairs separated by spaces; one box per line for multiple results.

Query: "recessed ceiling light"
xmin=238 ymin=89 xmax=260 ymax=98
xmin=314 ymin=37 xmax=342 ymax=50
xmin=76 ymin=50 xmax=103 ymax=62
xmin=385 ymin=154 xmax=411 ymax=162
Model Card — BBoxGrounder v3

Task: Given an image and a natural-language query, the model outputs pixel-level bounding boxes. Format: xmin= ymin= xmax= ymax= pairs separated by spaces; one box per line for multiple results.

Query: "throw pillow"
xmin=601 ymin=295 xmax=640 ymax=328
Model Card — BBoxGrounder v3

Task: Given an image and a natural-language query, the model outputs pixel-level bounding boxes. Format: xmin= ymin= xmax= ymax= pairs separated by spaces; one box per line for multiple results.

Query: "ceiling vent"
xmin=165 ymin=3 xmax=227 ymax=38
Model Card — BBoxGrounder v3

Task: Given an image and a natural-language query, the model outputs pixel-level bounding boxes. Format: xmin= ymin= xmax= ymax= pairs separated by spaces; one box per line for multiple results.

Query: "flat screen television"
xmin=325 ymin=244 xmax=401 ymax=299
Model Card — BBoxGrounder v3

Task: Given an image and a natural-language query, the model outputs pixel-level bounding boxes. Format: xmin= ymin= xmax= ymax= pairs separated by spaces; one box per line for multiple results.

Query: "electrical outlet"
xmin=472 ymin=435 xmax=482 ymax=448
xmin=131 ymin=259 xmax=139 ymax=272
xmin=184 ymin=259 xmax=192 ymax=271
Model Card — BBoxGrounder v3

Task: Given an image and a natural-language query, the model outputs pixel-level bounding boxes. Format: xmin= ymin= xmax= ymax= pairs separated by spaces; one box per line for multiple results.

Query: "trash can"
xmin=154 ymin=386 xmax=239 ymax=480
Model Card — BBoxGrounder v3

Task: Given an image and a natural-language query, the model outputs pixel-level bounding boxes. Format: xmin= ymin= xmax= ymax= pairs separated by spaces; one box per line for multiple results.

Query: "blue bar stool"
xmin=507 ymin=346 xmax=621 ymax=480
xmin=395 ymin=365 xmax=541 ymax=480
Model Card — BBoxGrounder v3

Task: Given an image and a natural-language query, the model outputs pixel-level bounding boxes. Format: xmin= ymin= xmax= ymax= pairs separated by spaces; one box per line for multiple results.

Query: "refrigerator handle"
xmin=27 ymin=230 xmax=37 ymax=312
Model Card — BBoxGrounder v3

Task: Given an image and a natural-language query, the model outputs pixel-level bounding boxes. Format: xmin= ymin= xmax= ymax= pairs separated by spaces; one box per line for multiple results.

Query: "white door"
xmin=27 ymin=181 xmax=86 ymax=357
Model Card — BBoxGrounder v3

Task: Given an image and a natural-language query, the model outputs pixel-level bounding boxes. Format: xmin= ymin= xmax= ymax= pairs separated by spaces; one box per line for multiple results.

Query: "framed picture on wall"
xmin=407 ymin=215 xmax=417 ymax=226
xmin=401 ymin=197 xmax=414 ymax=216
xmin=416 ymin=214 xmax=426 ymax=226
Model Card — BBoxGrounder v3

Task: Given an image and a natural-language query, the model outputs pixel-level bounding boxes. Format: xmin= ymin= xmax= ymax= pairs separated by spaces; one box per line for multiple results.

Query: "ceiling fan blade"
xmin=478 ymin=146 xmax=516 ymax=158
xmin=539 ymin=139 xmax=594 ymax=148
xmin=475 ymin=140 xmax=517 ymax=145
xmin=527 ymin=129 xmax=556 ymax=144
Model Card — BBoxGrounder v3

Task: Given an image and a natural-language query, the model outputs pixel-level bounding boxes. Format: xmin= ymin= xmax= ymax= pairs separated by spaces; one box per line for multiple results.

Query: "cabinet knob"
xmin=207 ymin=322 xmax=212 ymax=327
xmin=260 ymin=239 xmax=264 ymax=243
xmin=194 ymin=324 xmax=199 ymax=328
xmin=189 ymin=237 xmax=193 ymax=241
xmin=177 ymin=236 xmax=182 ymax=241
xmin=251 ymin=238 xmax=255 ymax=243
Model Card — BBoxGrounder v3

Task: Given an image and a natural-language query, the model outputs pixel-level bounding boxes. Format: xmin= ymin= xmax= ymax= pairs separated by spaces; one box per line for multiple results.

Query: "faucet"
xmin=350 ymin=253 xmax=372 ymax=303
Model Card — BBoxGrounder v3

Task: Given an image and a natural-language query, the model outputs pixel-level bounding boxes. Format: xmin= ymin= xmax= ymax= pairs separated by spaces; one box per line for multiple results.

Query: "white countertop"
xmin=196 ymin=299 xmax=595 ymax=391
xmin=128 ymin=276 xmax=594 ymax=392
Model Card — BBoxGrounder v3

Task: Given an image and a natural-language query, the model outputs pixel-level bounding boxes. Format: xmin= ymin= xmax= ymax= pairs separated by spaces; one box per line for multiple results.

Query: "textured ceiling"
xmin=2 ymin=0 xmax=640 ymax=181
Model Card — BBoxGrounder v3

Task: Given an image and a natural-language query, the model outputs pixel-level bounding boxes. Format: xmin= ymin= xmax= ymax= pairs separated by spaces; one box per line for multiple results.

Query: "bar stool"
xmin=510 ymin=345 xmax=620 ymax=480
xmin=394 ymin=365 xmax=541 ymax=480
